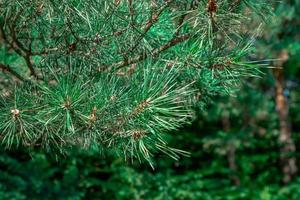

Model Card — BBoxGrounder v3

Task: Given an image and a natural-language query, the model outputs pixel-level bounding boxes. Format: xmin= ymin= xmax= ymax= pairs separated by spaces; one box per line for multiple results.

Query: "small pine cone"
xmin=207 ymin=0 xmax=218 ymax=13
xmin=11 ymin=108 xmax=20 ymax=120
xmin=89 ymin=107 xmax=97 ymax=122
xmin=68 ymin=43 xmax=77 ymax=52
xmin=132 ymin=130 xmax=147 ymax=140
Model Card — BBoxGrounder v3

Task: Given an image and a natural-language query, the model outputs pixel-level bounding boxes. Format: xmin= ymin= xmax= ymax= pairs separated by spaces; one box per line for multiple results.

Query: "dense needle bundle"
xmin=0 ymin=0 xmax=271 ymax=165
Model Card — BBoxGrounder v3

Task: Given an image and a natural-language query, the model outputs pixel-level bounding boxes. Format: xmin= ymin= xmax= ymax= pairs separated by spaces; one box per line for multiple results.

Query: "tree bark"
xmin=222 ymin=110 xmax=240 ymax=185
xmin=273 ymin=51 xmax=297 ymax=184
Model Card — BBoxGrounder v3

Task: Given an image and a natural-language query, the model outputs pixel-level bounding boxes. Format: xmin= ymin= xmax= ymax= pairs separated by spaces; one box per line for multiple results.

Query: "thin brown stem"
xmin=0 ymin=63 xmax=24 ymax=81
xmin=101 ymin=33 xmax=191 ymax=72
xmin=1 ymin=13 xmax=39 ymax=78
xmin=229 ymin=0 xmax=242 ymax=12
xmin=128 ymin=0 xmax=174 ymax=52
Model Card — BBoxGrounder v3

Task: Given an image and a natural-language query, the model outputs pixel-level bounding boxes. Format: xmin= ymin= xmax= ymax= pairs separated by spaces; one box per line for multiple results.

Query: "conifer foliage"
xmin=0 ymin=0 xmax=268 ymax=164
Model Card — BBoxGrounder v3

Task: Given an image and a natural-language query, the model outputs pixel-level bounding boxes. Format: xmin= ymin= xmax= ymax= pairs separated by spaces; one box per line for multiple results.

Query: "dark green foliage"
xmin=0 ymin=1 xmax=299 ymax=200
xmin=0 ymin=0 xmax=268 ymax=163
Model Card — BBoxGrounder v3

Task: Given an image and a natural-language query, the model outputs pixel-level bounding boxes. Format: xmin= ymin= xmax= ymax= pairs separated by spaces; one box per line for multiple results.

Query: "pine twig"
xmin=128 ymin=0 xmax=174 ymax=52
xmin=229 ymin=0 xmax=242 ymax=11
xmin=0 ymin=63 xmax=24 ymax=81
xmin=0 ymin=12 xmax=38 ymax=79
xmin=101 ymin=33 xmax=191 ymax=72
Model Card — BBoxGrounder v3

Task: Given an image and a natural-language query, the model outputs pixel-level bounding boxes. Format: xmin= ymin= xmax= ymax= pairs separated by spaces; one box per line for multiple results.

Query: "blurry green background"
xmin=0 ymin=1 xmax=300 ymax=200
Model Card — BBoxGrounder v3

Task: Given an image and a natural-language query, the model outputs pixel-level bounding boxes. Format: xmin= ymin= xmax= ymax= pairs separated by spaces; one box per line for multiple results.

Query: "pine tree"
xmin=262 ymin=0 xmax=300 ymax=184
xmin=0 ymin=0 xmax=270 ymax=165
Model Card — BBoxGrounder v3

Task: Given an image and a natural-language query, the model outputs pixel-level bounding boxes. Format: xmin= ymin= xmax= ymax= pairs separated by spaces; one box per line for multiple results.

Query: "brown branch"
xmin=128 ymin=0 xmax=174 ymax=52
xmin=0 ymin=63 xmax=24 ymax=81
xmin=1 ymin=10 xmax=39 ymax=78
xmin=229 ymin=0 xmax=242 ymax=12
xmin=207 ymin=0 xmax=218 ymax=33
xmin=101 ymin=33 xmax=191 ymax=72
xmin=174 ymin=1 xmax=192 ymax=36
xmin=24 ymin=54 xmax=37 ymax=77
xmin=128 ymin=0 xmax=134 ymax=19
xmin=153 ymin=33 xmax=190 ymax=53
xmin=9 ymin=25 xmax=38 ymax=77
xmin=173 ymin=0 xmax=203 ymax=37
xmin=84 ymin=1 xmax=173 ymax=53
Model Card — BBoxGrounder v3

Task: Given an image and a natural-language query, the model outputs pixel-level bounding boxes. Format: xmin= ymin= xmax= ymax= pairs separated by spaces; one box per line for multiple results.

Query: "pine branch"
xmin=9 ymin=26 xmax=38 ymax=78
xmin=229 ymin=0 xmax=242 ymax=11
xmin=102 ymin=33 xmax=191 ymax=72
xmin=0 ymin=0 xmax=272 ymax=164
xmin=128 ymin=0 xmax=174 ymax=53
xmin=0 ymin=63 xmax=24 ymax=81
xmin=1 ymin=21 xmax=38 ymax=78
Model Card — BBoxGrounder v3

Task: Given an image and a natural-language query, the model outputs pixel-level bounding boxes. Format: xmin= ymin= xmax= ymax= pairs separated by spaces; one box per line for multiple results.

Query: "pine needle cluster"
xmin=0 ymin=0 xmax=272 ymax=165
